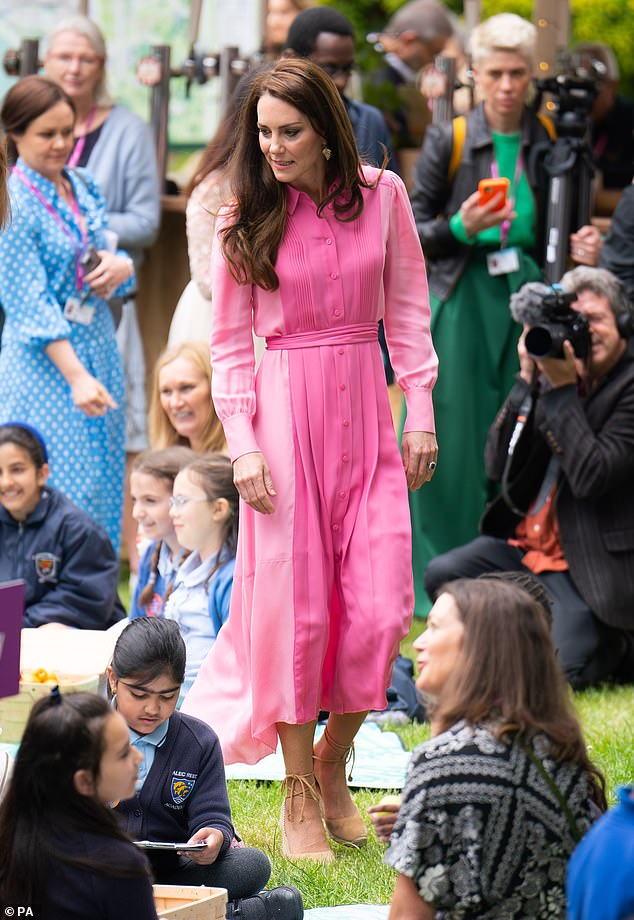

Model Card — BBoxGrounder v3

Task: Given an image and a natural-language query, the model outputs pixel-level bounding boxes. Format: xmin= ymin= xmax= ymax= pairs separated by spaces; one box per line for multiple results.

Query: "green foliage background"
xmin=321 ymin=0 xmax=634 ymax=99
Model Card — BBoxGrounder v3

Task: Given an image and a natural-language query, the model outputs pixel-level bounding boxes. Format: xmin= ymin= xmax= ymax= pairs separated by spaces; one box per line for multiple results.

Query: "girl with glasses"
xmin=164 ymin=455 xmax=238 ymax=693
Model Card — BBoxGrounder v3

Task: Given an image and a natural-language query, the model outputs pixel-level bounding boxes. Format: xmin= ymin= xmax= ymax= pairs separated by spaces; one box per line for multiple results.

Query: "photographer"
xmin=405 ymin=13 xmax=556 ymax=616
xmin=425 ymin=267 xmax=634 ymax=689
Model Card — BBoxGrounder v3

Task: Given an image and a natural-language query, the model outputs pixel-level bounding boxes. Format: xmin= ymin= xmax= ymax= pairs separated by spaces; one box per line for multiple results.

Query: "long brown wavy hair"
xmin=148 ymin=341 xmax=226 ymax=454
xmin=220 ymin=57 xmax=382 ymax=291
xmin=431 ymin=578 xmax=607 ymax=810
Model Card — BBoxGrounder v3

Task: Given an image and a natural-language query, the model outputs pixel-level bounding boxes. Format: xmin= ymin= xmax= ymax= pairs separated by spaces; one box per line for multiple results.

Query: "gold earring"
xmin=322 ymin=145 xmax=332 ymax=161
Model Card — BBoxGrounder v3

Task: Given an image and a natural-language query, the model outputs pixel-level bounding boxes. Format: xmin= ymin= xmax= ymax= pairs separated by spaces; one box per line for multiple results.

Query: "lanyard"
xmin=12 ymin=166 xmax=88 ymax=289
xmin=490 ymin=150 xmax=524 ymax=250
xmin=67 ymin=105 xmax=97 ymax=168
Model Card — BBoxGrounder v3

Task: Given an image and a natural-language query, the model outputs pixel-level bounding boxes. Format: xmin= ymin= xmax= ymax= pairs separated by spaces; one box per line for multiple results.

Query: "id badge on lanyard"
xmin=12 ymin=166 xmax=95 ymax=324
xmin=486 ymin=151 xmax=522 ymax=277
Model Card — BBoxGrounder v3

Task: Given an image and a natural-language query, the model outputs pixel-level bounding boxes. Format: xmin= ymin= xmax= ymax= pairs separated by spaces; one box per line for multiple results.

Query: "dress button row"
xmin=326 ymin=238 xmax=332 ymax=245
xmin=330 ymin=272 xmax=338 ymax=279
xmin=339 ymin=383 xmax=346 ymax=391
xmin=333 ymin=309 xmax=341 ymax=317
xmin=343 ymin=419 xmax=350 ymax=427
xmin=332 ymin=523 xmax=340 ymax=532
xmin=342 ymin=454 xmax=349 ymax=463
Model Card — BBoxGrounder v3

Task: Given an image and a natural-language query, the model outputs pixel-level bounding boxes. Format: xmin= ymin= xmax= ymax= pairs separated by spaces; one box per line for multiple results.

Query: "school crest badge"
xmin=171 ymin=776 xmax=195 ymax=805
xmin=33 ymin=552 xmax=59 ymax=583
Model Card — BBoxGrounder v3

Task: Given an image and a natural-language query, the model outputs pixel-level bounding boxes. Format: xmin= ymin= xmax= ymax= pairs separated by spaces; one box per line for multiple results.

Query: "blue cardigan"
xmin=83 ymin=105 xmax=160 ymax=266
xmin=130 ymin=540 xmax=182 ymax=620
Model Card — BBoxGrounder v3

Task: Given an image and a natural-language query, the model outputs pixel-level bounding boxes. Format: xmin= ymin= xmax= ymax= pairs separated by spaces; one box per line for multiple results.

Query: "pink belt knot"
xmin=266 ymin=322 xmax=378 ymax=350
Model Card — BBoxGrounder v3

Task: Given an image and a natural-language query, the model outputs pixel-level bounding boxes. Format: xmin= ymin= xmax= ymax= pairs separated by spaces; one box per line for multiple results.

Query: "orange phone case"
xmin=478 ymin=177 xmax=510 ymax=210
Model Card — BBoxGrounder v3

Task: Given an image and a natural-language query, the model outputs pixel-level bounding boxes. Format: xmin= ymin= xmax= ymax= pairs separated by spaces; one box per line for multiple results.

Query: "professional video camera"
xmin=531 ymin=54 xmax=600 ymax=283
xmin=510 ymin=282 xmax=590 ymax=360
xmin=534 ymin=72 xmax=596 ymax=139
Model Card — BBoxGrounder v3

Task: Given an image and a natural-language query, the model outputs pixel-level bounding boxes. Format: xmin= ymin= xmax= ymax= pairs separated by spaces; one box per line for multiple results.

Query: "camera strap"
xmin=12 ymin=165 xmax=88 ymax=289
xmin=501 ymin=388 xmax=534 ymax=516
xmin=501 ymin=389 xmax=561 ymax=517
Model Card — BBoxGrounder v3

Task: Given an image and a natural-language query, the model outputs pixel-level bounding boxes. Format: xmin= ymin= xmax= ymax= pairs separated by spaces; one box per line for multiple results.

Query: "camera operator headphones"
xmin=612 ymin=277 xmax=634 ymax=339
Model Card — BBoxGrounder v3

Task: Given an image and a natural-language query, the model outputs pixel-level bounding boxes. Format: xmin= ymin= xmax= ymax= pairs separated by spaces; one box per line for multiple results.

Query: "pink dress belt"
xmin=266 ymin=322 xmax=378 ymax=350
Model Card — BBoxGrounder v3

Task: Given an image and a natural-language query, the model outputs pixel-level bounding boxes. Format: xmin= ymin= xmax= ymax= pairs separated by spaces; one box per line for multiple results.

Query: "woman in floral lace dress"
xmin=385 ymin=578 xmax=606 ymax=919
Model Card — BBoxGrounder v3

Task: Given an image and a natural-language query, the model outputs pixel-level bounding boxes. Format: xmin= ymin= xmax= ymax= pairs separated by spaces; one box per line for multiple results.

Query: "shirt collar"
xmin=285 ymin=181 xmax=342 ymax=217
xmin=158 ymin=541 xmax=185 ymax=577
xmin=286 ymin=184 xmax=302 ymax=216
xmin=14 ymin=157 xmax=64 ymax=197
xmin=130 ymin=719 xmax=170 ymax=748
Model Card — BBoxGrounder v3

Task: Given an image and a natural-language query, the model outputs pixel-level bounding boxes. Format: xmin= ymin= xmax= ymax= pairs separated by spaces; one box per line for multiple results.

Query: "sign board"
xmin=0 ymin=580 xmax=24 ymax=699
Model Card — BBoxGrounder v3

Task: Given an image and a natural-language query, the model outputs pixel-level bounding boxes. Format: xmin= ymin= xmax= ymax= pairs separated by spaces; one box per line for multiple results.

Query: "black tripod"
xmin=531 ymin=76 xmax=597 ymax=283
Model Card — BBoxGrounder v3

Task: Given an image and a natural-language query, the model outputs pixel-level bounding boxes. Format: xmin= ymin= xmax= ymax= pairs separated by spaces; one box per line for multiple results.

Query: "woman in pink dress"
xmin=182 ymin=58 xmax=438 ymax=862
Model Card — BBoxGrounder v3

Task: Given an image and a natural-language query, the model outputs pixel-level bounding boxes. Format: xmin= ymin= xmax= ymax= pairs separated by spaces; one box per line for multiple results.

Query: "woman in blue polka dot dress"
xmin=0 ymin=77 xmax=135 ymax=551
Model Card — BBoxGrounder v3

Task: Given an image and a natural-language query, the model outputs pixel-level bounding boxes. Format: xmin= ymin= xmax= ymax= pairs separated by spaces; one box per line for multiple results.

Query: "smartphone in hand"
xmin=478 ymin=177 xmax=510 ymax=210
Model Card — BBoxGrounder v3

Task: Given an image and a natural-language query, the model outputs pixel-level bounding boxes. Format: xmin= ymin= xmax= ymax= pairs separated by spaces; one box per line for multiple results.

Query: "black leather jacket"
xmin=410 ymin=103 xmax=553 ymax=300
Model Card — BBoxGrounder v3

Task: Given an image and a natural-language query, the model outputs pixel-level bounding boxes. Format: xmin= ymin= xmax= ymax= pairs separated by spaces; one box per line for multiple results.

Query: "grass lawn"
xmin=118 ymin=570 xmax=634 ymax=909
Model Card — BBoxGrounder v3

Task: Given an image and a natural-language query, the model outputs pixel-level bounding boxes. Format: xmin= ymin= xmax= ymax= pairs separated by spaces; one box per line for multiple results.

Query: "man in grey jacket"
xmin=425 ymin=267 xmax=634 ymax=689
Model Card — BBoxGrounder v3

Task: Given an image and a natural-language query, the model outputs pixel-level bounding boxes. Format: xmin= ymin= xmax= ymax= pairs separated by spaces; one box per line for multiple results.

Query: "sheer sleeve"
xmin=382 ymin=171 xmax=438 ymax=433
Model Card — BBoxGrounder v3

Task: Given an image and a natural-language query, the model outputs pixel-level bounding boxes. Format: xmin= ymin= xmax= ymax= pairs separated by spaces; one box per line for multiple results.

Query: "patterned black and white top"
xmin=385 ymin=720 xmax=595 ymax=919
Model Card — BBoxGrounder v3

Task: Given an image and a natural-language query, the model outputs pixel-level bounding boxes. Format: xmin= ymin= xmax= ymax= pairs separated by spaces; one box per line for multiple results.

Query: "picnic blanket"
xmin=224 ymin=721 xmax=411 ymax=789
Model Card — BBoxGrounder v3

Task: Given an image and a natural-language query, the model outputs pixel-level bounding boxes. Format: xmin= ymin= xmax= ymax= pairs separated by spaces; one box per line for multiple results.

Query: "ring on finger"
xmin=427 ymin=460 xmax=437 ymax=471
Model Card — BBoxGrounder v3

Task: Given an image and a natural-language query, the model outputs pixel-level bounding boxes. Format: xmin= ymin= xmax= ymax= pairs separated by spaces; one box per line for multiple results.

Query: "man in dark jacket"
xmin=425 ymin=267 xmax=634 ymax=689
xmin=283 ymin=6 xmax=398 ymax=174
xmin=0 ymin=485 xmax=125 ymax=628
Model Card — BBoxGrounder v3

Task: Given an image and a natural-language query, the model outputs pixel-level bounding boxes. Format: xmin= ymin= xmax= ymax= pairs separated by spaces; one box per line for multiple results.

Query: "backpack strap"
xmin=448 ymin=114 xmax=466 ymax=184
xmin=447 ymin=113 xmax=555 ymax=185
xmin=537 ymin=112 xmax=557 ymax=141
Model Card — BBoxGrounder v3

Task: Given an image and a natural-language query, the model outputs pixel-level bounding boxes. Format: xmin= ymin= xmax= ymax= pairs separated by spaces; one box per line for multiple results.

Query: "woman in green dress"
xmin=406 ymin=13 xmax=554 ymax=616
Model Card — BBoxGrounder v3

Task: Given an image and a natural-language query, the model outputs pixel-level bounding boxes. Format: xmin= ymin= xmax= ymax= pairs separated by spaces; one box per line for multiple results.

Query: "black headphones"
xmin=616 ymin=300 xmax=634 ymax=339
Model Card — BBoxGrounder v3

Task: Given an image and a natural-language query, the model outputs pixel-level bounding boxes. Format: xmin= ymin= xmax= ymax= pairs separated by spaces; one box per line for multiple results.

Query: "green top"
xmin=450 ymin=131 xmax=536 ymax=249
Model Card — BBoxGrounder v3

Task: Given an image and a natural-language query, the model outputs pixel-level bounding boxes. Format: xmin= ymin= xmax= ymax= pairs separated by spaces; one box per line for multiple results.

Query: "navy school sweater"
xmin=115 ymin=710 xmax=234 ymax=854
xmin=0 ymin=486 xmax=125 ymax=628
xmin=43 ymin=831 xmax=157 ymax=920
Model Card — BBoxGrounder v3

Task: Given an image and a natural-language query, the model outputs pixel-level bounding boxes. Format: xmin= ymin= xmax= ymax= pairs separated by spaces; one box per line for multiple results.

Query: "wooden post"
xmin=149 ymin=45 xmax=171 ymax=192
xmin=463 ymin=0 xmax=481 ymax=42
xmin=533 ymin=0 xmax=570 ymax=79
xmin=19 ymin=38 xmax=39 ymax=76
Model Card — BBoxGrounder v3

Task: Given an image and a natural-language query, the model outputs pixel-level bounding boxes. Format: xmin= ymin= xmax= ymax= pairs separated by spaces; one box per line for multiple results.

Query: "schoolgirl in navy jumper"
xmin=0 ymin=690 xmax=157 ymax=920
xmin=0 ymin=422 xmax=124 ymax=628
xmin=130 ymin=446 xmax=195 ymax=619
xmin=108 ymin=618 xmax=303 ymax=918
xmin=164 ymin=454 xmax=237 ymax=692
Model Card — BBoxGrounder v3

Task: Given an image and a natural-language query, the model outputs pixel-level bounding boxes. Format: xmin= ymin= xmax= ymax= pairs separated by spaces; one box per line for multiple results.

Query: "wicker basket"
xmin=0 ymin=674 xmax=100 ymax=743
xmin=154 ymin=885 xmax=227 ymax=919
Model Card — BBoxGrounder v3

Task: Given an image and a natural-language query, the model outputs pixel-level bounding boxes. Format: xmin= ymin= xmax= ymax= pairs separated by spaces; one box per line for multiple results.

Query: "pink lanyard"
xmin=67 ymin=105 xmax=96 ymax=168
xmin=490 ymin=151 xmax=524 ymax=250
xmin=12 ymin=166 xmax=88 ymax=290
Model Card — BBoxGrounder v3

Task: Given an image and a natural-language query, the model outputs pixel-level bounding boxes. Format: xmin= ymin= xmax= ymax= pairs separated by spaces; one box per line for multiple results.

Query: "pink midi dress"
xmin=182 ymin=167 xmax=437 ymax=764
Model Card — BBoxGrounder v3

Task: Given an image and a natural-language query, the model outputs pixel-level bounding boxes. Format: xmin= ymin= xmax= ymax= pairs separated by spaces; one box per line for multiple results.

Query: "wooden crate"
xmin=0 ymin=675 xmax=100 ymax=743
xmin=154 ymin=885 xmax=227 ymax=919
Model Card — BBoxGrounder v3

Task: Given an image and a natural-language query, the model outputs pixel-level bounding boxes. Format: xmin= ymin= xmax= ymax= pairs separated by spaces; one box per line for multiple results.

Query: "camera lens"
xmin=525 ymin=326 xmax=556 ymax=358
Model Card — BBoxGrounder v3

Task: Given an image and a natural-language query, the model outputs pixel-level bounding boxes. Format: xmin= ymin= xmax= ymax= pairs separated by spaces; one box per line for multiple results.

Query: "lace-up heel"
xmin=313 ymin=727 xmax=368 ymax=847
xmin=279 ymin=772 xmax=334 ymax=863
